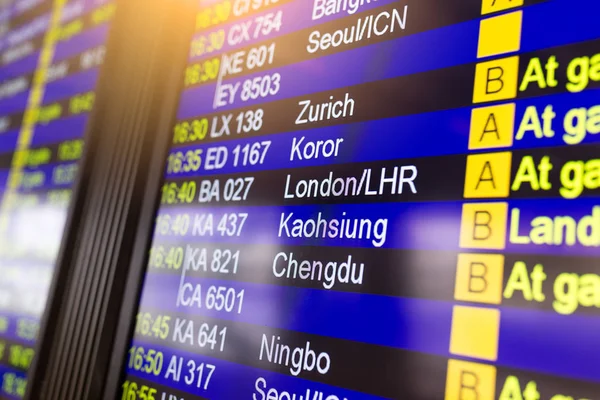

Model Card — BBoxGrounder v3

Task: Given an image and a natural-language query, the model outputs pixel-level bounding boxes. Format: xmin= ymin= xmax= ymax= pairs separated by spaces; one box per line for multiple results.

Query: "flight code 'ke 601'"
xmin=220 ymin=43 xmax=276 ymax=78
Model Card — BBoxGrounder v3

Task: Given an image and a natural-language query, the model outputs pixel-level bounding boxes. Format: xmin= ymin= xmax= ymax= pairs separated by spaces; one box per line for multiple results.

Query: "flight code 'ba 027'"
xmin=160 ymin=177 xmax=254 ymax=205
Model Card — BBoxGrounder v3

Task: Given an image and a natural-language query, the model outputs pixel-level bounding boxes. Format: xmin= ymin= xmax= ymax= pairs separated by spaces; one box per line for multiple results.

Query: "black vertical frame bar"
xmin=102 ymin=1 xmax=198 ymax=397
xmin=24 ymin=0 xmax=196 ymax=399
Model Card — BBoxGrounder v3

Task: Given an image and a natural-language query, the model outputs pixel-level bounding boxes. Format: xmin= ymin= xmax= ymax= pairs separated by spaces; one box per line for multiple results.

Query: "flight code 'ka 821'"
xmin=149 ymin=245 xmax=241 ymax=275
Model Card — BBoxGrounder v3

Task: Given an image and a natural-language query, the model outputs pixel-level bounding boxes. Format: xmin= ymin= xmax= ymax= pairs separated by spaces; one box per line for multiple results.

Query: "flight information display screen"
xmin=121 ymin=0 xmax=600 ymax=399
xmin=0 ymin=0 xmax=115 ymax=397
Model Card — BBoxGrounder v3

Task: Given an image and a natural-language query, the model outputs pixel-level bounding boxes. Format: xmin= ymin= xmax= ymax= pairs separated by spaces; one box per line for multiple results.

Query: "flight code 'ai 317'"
xmin=128 ymin=346 xmax=216 ymax=392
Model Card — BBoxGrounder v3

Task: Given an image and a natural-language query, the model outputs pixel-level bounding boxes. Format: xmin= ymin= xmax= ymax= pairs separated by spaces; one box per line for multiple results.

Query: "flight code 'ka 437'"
xmin=156 ymin=213 xmax=247 ymax=237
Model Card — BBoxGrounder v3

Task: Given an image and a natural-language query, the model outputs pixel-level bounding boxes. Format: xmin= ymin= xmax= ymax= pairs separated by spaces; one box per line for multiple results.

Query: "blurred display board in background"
xmin=0 ymin=0 xmax=115 ymax=397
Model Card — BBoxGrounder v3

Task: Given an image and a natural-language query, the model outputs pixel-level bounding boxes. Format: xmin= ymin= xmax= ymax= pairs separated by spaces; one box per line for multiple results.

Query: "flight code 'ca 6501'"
xmin=177 ymin=283 xmax=245 ymax=313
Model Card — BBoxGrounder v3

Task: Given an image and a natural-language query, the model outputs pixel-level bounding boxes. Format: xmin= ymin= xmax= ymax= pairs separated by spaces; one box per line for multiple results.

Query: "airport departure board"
xmin=121 ymin=0 xmax=600 ymax=399
xmin=0 ymin=0 xmax=115 ymax=398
